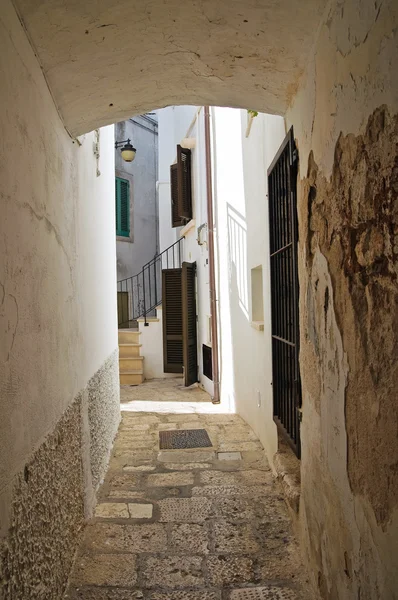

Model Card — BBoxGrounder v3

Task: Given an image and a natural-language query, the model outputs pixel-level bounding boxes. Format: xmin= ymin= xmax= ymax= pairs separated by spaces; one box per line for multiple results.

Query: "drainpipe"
xmin=204 ymin=106 xmax=220 ymax=404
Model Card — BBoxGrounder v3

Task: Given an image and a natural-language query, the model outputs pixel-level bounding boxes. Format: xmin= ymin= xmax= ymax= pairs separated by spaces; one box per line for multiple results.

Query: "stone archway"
xmin=13 ymin=0 xmax=327 ymax=134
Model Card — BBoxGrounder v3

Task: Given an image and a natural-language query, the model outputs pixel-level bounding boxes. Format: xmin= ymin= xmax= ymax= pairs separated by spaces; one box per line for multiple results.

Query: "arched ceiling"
xmin=13 ymin=0 xmax=328 ymax=135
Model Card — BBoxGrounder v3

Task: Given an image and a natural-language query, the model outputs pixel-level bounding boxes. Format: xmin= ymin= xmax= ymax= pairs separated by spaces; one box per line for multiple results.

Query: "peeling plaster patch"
xmin=299 ymin=105 xmax=398 ymax=600
xmin=305 ymin=106 xmax=398 ymax=526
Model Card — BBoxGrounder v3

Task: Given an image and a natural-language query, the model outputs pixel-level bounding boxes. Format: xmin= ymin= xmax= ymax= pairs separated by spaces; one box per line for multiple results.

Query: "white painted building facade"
xmin=144 ymin=105 xmax=287 ymax=461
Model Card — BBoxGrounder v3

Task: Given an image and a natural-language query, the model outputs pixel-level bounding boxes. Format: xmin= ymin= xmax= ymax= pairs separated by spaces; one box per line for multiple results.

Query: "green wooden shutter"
xmin=115 ymin=177 xmax=130 ymax=237
xmin=182 ymin=261 xmax=198 ymax=386
xmin=162 ymin=268 xmax=183 ymax=373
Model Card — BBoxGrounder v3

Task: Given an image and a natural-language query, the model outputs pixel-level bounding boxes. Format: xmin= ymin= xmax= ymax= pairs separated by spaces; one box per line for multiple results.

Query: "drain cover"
xmin=159 ymin=429 xmax=212 ymax=450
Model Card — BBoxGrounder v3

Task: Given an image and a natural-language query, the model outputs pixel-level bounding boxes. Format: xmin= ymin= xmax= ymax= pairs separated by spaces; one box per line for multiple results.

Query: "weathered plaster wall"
xmin=13 ymin=0 xmax=328 ymax=134
xmin=286 ymin=0 xmax=398 ymax=597
xmin=115 ymin=116 xmax=158 ymax=281
xmin=0 ymin=1 xmax=120 ymax=597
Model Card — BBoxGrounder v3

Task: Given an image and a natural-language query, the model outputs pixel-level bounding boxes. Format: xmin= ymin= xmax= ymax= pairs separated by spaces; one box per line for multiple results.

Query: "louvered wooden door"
xmin=162 ymin=263 xmax=198 ymax=385
xmin=162 ymin=269 xmax=183 ymax=373
xmin=182 ymin=262 xmax=198 ymax=386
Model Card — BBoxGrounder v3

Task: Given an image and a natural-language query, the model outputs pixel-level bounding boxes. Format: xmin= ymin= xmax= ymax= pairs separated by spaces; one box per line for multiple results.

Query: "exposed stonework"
xmin=0 ymin=399 xmax=84 ymax=600
xmin=87 ymin=349 xmax=120 ymax=493
xmin=297 ymin=105 xmax=398 ymax=599
xmin=0 ymin=352 xmax=120 ymax=600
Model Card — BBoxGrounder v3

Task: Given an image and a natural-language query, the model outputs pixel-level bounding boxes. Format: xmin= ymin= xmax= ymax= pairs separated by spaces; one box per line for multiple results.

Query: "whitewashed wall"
xmin=212 ymin=107 xmax=286 ymax=456
xmin=0 ymin=0 xmax=118 ymax=549
xmin=150 ymin=107 xmax=213 ymax=395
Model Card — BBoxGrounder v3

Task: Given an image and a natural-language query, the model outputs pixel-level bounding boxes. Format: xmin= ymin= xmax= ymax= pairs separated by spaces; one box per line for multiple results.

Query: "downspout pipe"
xmin=204 ymin=106 xmax=220 ymax=404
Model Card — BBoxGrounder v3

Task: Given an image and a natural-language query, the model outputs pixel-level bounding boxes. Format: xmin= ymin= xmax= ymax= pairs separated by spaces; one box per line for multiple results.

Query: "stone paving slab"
xmin=149 ymin=592 xmax=220 ymax=600
xmin=66 ymin=587 xmax=144 ymax=599
xmin=83 ymin=522 xmax=167 ymax=553
xmin=146 ymin=471 xmax=195 ymax=487
xmin=205 ymin=555 xmax=255 ymax=586
xmin=213 ymin=520 xmax=260 ymax=553
xmin=169 ymin=523 xmax=210 ymax=554
xmin=70 ymin=553 xmax=137 ymax=587
xmin=65 ymin=405 xmax=309 ymax=600
xmin=142 ymin=556 xmax=204 ymax=588
xmin=228 ymin=587 xmax=298 ymax=599
xmin=158 ymin=497 xmax=212 ymax=522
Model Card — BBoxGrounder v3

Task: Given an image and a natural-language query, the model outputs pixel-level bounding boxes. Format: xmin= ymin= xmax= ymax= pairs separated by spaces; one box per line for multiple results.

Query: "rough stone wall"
xmin=0 ymin=399 xmax=84 ymax=600
xmin=0 ymin=352 xmax=120 ymax=600
xmin=87 ymin=349 xmax=121 ymax=494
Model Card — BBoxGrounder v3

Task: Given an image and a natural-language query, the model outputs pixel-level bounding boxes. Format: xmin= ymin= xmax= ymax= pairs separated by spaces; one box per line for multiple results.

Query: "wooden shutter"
xmin=162 ymin=268 xmax=183 ymax=373
xmin=116 ymin=177 xmax=130 ymax=237
xmin=182 ymin=261 xmax=198 ymax=386
xmin=170 ymin=163 xmax=182 ymax=228
xmin=177 ymin=145 xmax=192 ymax=221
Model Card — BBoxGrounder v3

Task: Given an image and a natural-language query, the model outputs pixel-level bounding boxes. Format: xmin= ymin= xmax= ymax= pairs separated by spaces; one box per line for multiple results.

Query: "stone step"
xmin=118 ymin=329 xmax=140 ymax=344
xmin=119 ymin=370 xmax=144 ymax=385
xmin=119 ymin=343 xmax=142 ymax=358
xmin=119 ymin=356 xmax=144 ymax=372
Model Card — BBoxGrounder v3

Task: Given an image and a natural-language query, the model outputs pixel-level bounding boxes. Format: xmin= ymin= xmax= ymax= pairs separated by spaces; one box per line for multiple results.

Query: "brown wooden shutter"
xmin=162 ymin=268 xmax=183 ymax=373
xmin=170 ymin=163 xmax=182 ymax=228
xmin=182 ymin=261 xmax=198 ymax=386
xmin=177 ymin=145 xmax=192 ymax=221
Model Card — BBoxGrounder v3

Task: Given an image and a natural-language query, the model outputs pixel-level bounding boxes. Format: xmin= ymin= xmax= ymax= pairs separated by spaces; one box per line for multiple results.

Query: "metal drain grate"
xmin=159 ymin=429 xmax=212 ymax=450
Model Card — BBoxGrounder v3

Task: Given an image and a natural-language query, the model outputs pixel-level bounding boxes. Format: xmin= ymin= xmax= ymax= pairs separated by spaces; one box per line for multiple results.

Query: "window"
xmin=115 ymin=176 xmax=130 ymax=237
xmin=170 ymin=145 xmax=192 ymax=227
xmin=251 ymin=265 xmax=264 ymax=323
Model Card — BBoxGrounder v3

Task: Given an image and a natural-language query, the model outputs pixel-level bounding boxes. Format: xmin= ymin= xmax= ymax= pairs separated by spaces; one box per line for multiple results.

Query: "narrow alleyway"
xmin=65 ymin=381 xmax=309 ymax=599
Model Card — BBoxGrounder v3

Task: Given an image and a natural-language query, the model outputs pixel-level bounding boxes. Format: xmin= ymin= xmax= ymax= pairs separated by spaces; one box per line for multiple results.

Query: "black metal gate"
xmin=268 ymin=127 xmax=301 ymax=457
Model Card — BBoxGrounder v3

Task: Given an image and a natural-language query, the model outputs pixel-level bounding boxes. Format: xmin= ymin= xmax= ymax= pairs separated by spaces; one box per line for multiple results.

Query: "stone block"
xmin=192 ymin=485 xmax=270 ymax=497
xmin=66 ymin=587 xmax=144 ymax=599
xmin=146 ymin=472 xmax=194 ymax=487
xmin=158 ymin=497 xmax=212 ymax=522
xmin=228 ymin=587 xmax=298 ymax=599
xmin=164 ymin=462 xmax=212 ymax=470
xmin=219 ymin=442 xmax=262 ymax=452
xmin=169 ymin=523 xmax=210 ymax=554
xmin=123 ymin=465 xmax=156 ymax=472
xmin=94 ymin=502 xmax=129 ymax=519
xmin=158 ymin=450 xmax=215 ymax=463
xmin=84 ymin=523 xmax=167 ymax=553
xmin=128 ymin=503 xmax=153 ymax=519
xmin=142 ymin=556 xmax=204 ymax=588
xmin=213 ymin=520 xmax=259 ymax=553
xmin=107 ymin=474 xmax=139 ymax=490
xmin=205 ymin=555 xmax=254 ymax=586
xmin=149 ymin=593 xmax=220 ymax=600
xmin=217 ymin=452 xmax=242 ymax=461
xmin=70 ymin=553 xmax=137 ymax=587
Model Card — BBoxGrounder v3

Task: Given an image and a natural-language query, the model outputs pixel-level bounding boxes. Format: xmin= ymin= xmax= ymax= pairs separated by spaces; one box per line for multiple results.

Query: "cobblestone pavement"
xmin=65 ymin=409 xmax=310 ymax=599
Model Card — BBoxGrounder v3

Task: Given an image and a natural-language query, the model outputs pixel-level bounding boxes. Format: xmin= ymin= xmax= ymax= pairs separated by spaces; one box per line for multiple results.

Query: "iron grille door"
xmin=268 ymin=127 xmax=301 ymax=457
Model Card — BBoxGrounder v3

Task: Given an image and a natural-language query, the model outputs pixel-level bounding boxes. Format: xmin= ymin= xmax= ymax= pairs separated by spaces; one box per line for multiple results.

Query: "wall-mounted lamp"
xmin=115 ymin=138 xmax=136 ymax=162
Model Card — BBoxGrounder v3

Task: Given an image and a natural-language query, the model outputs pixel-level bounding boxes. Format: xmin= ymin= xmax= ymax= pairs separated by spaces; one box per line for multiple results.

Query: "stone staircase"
xmin=118 ymin=329 xmax=144 ymax=385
